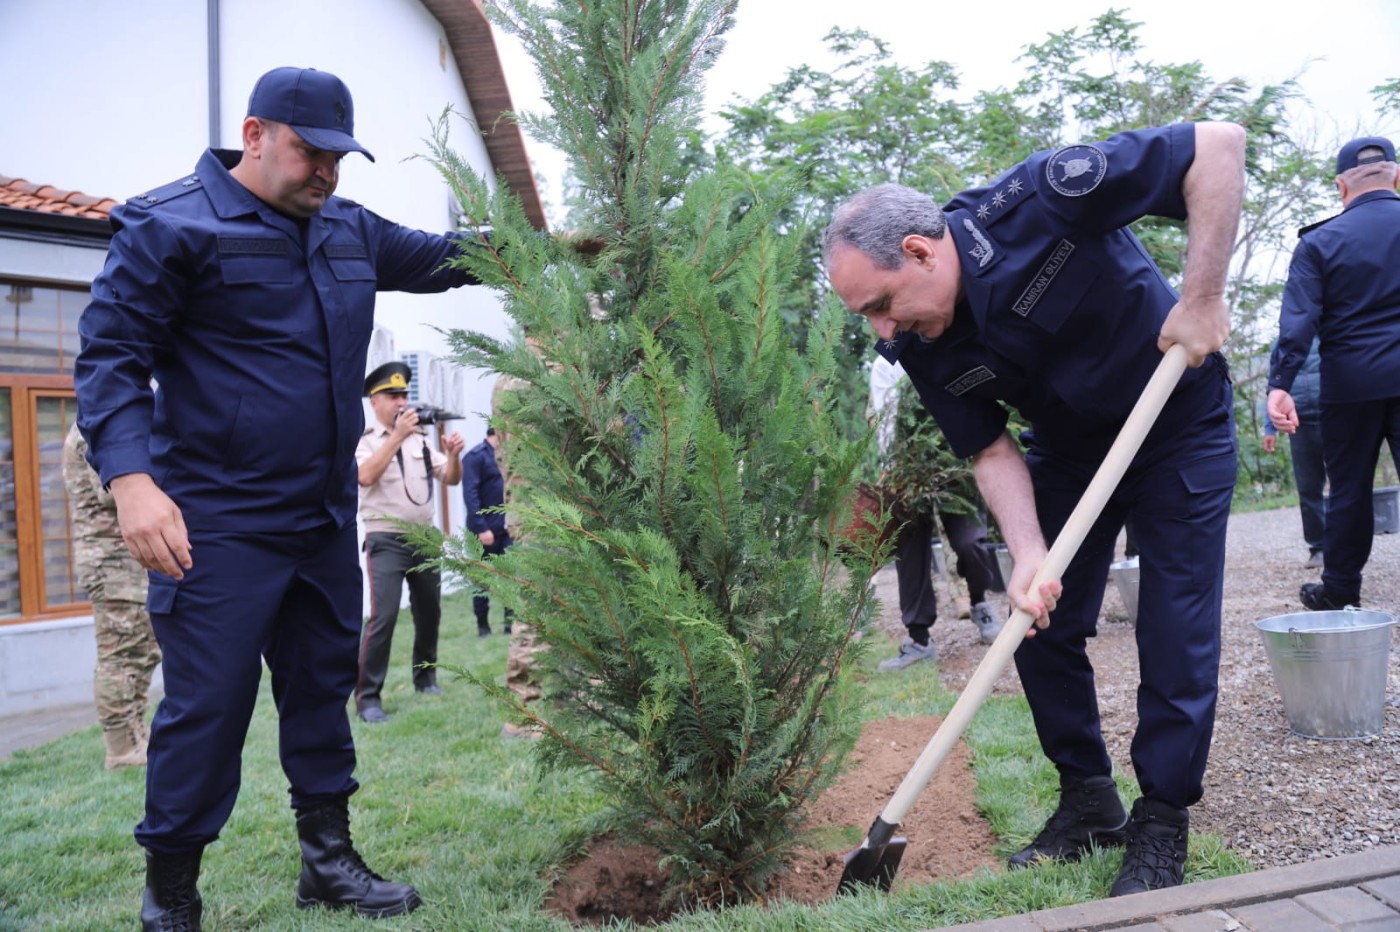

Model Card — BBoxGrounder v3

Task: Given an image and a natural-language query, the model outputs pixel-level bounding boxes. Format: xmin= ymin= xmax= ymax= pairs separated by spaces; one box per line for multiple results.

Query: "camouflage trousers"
xmin=93 ymin=597 xmax=161 ymax=737
xmin=505 ymin=621 xmax=545 ymax=704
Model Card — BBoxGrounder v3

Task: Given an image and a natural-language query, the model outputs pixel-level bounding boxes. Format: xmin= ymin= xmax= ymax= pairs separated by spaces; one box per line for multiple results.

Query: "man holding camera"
xmin=354 ymin=361 xmax=464 ymax=723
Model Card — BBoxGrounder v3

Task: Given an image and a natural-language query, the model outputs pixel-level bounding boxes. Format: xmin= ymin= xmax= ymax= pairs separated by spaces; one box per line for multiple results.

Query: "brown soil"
xmin=544 ymin=715 xmax=1001 ymax=925
xmin=544 ymin=508 xmax=1400 ymax=926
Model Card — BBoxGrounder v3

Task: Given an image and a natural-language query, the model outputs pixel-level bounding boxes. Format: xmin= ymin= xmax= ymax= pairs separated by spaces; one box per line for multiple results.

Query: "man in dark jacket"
xmin=1263 ymin=337 xmax=1326 ymax=566
xmin=1268 ymin=136 xmax=1400 ymax=610
xmin=824 ymin=122 xmax=1245 ymax=897
xmin=74 ymin=66 xmax=489 ymax=929
xmin=462 ymin=428 xmax=513 ymax=636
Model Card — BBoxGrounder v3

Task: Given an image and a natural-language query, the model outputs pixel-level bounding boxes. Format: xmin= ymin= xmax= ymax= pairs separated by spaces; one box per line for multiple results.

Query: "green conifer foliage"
xmin=423 ymin=0 xmax=884 ymax=906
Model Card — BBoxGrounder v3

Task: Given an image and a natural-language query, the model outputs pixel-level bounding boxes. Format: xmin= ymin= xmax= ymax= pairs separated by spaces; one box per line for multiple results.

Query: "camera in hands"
xmin=396 ymin=404 xmax=460 ymax=426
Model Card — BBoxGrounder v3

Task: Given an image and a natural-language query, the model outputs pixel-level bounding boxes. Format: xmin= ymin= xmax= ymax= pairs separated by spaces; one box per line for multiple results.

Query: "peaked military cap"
xmin=364 ymin=361 xmax=412 ymax=396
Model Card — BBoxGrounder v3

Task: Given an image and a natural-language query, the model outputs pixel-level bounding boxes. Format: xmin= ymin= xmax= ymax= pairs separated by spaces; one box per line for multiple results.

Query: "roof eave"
xmin=420 ymin=0 xmax=548 ymax=231
xmin=0 ymin=206 xmax=113 ymax=246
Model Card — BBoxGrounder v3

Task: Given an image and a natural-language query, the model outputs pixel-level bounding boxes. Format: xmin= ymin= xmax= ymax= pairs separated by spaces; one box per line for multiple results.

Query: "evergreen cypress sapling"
xmin=421 ymin=0 xmax=888 ymax=906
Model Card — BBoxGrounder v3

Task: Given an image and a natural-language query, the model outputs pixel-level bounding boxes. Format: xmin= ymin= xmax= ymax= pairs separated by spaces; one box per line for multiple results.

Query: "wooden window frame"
xmin=1 ymin=374 xmax=84 ymax=626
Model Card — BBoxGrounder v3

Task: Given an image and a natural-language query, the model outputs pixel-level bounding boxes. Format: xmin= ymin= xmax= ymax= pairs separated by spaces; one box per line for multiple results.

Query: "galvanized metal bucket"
xmin=1255 ymin=608 xmax=1396 ymax=739
xmin=1109 ymin=557 xmax=1140 ymax=627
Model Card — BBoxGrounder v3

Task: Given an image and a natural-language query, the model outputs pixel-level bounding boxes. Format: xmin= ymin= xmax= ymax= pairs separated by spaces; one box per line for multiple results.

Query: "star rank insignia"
xmin=973 ymin=172 xmax=1025 ymax=224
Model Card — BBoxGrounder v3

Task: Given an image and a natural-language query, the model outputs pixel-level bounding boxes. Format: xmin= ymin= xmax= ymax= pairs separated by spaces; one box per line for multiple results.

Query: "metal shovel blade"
xmin=838 ymin=816 xmax=907 ymax=893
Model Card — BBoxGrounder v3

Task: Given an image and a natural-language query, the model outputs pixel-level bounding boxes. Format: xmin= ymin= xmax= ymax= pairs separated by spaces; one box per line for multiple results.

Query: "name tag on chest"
xmin=945 ymin=366 xmax=996 ymax=396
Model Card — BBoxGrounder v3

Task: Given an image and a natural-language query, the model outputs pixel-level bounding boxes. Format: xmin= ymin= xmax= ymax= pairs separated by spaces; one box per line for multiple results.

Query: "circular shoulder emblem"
xmin=1046 ymin=144 xmax=1107 ymax=197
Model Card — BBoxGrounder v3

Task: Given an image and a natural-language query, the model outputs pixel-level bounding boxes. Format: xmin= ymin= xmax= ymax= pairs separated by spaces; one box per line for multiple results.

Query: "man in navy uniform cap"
xmin=823 ymin=121 xmax=1245 ymax=897
xmin=354 ymin=361 xmax=463 ymax=722
xmin=1268 ymin=135 xmax=1400 ymax=611
xmin=75 ymin=66 xmax=488 ymax=928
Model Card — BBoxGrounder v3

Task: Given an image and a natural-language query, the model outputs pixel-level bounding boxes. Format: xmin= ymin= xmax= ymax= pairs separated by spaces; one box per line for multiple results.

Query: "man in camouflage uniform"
xmin=491 ymin=369 xmax=546 ymax=738
xmin=62 ymin=421 xmax=162 ymax=769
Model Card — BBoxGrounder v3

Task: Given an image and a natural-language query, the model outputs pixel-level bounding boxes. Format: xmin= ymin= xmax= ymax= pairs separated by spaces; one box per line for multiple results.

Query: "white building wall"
xmin=0 ymin=0 xmax=522 ymax=715
xmin=0 ymin=0 xmax=512 ymax=473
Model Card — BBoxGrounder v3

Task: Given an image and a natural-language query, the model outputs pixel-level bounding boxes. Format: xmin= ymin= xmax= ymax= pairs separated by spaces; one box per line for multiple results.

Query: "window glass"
xmin=0 ymin=282 xmax=84 ymax=375
xmin=37 ymin=396 xmax=79 ymax=611
xmin=0 ymin=388 xmax=16 ymax=618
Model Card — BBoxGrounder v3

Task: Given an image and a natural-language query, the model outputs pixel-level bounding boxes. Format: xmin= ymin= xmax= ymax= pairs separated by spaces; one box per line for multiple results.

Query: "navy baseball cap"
xmin=1335 ymin=136 xmax=1394 ymax=174
xmin=246 ymin=67 xmax=375 ymax=162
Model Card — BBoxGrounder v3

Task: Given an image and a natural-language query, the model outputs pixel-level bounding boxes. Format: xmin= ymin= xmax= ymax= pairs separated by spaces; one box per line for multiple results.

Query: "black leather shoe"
xmin=1009 ymin=774 xmax=1128 ymax=869
xmin=1300 ymin=582 xmax=1359 ymax=611
xmin=1109 ymin=797 xmax=1189 ymax=896
xmin=358 ymin=706 xmax=391 ymax=724
xmin=415 ymin=685 xmax=443 ymax=695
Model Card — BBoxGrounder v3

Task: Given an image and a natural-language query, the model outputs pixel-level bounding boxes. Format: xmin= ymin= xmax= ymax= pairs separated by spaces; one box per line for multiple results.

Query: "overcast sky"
xmin=494 ymin=0 xmax=1400 ymax=226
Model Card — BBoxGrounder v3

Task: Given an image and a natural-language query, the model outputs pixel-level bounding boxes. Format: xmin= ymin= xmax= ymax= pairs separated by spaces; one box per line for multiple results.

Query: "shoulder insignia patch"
xmin=128 ymin=174 xmax=204 ymax=209
xmin=1045 ymin=145 xmax=1106 ymax=197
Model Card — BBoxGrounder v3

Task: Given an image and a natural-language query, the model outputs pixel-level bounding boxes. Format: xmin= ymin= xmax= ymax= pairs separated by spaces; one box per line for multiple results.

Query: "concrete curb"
xmin=943 ymin=845 xmax=1400 ymax=930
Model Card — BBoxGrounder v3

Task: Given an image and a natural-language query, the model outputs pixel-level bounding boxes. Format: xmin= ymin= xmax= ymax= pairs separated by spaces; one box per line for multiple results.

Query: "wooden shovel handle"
xmin=878 ymin=343 xmax=1190 ymax=825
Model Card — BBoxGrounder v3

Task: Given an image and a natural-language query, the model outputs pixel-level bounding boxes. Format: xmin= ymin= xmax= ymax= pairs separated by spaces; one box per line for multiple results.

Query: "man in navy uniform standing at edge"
xmin=75 ymin=67 xmax=494 ymax=929
xmin=461 ymin=424 xmax=514 ymax=638
xmin=823 ymin=121 xmax=1244 ymax=897
xmin=1268 ymin=135 xmax=1400 ymax=612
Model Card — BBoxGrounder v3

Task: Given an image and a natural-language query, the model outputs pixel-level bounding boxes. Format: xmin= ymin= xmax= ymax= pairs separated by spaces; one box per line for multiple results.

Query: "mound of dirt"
xmin=544 ymin=715 xmax=1000 ymax=925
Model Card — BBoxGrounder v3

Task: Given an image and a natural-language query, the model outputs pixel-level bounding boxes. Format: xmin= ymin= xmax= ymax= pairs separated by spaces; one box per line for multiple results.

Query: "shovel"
xmin=838 ymin=343 xmax=1190 ymax=894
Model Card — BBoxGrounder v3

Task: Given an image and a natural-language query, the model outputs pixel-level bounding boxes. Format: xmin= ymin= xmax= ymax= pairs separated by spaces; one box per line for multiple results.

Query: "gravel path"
xmin=871 ymin=505 xmax=1400 ymax=869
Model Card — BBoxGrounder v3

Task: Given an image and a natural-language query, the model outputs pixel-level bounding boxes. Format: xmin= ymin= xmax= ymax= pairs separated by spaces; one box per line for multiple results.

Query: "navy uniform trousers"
xmin=136 ymin=522 xmax=361 ymax=853
xmin=1013 ymin=378 xmax=1236 ymax=810
xmin=1319 ymin=397 xmax=1400 ymax=599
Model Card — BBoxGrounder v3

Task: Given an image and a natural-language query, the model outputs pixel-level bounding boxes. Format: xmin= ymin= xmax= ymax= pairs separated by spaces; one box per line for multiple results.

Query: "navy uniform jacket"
xmin=877 ymin=123 xmax=1228 ymax=464
xmin=75 ymin=148 xmax=480 ymax=532
xmin=461 ymin=439 xmax=507 ymax=536
xmin=1267 ymin=189 xmax=1400 ymax=404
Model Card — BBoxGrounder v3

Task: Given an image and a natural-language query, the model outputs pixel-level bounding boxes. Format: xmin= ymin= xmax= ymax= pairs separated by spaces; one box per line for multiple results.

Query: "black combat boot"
xmin=294 ymin=798 xmax=422 ymax=918
xmin=1009 ymin=773 xmax=1128 ymax=868
xmin=1299 ymin=582 xmax=1359 ymax=611
xmin=1109 ymin=796 xmax=1189 ymax=896
xmin=475 ymin=606 xmax=492 ymax=637
xmin=140 ymin=848 xmax=203 ymax=932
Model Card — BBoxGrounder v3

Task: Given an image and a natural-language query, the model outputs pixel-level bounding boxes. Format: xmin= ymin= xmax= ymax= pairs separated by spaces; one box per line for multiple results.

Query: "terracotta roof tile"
xmin=0 ymin=174 xmax=117 ymax=220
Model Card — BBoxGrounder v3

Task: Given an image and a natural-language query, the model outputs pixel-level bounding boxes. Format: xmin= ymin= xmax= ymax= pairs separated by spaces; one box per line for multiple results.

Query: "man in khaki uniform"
xmin=62 ymin=421 xmax=162 ymax=769
xmin=354 ymin=362 xmax=464 ymax=723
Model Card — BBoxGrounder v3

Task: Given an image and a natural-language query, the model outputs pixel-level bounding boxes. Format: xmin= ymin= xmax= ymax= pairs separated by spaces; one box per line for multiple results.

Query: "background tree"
xmin=716 ymin=8 xmax=1343 ymax=501
xmin=424 ymin=0 xmax=880 ymax=907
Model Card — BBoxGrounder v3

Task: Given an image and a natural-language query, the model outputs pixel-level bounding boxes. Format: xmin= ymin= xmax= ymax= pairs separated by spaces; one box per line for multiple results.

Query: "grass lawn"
xmin=0 ymin=590 xmax=1250 ymax=930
